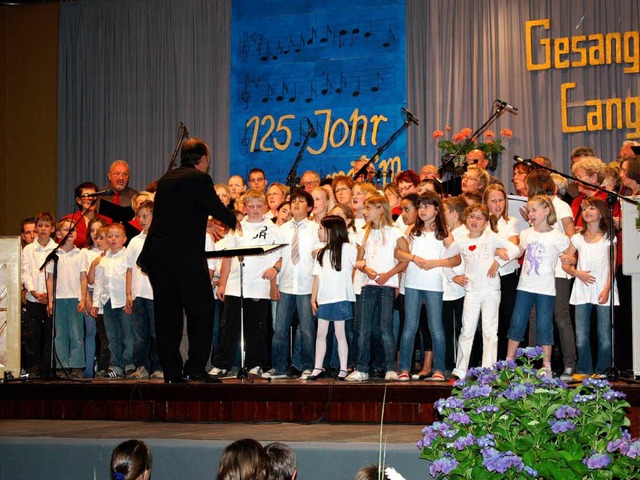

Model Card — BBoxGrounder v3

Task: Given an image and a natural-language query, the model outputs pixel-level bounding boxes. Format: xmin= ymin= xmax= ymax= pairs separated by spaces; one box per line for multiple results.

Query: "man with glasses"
xmin=98 ymin=160 xmax=138 ymax=226
xmin=466 ymin=149 xmax=502 ymax=186
xmin=299 ymin=170 xmax=321 ymax=192
xmin=248 ymin=168 xmax=268 ymax=193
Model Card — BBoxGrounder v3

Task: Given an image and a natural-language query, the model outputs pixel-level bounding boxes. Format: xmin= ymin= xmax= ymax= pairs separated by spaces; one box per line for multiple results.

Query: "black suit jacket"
xmin=138 ymin=166 xmax=236 ymax=273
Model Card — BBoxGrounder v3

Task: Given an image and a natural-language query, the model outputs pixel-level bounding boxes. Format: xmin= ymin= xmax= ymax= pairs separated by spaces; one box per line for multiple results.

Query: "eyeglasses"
xmin=301 ymin=180 xmax=320 ymax=188
xmin=462 ymin=174 xmax=478 ymax=181
xmin=334 ymin=187 xmax=350 ymax=194
xmin=110 ymin=172 xmax=129 ymax=178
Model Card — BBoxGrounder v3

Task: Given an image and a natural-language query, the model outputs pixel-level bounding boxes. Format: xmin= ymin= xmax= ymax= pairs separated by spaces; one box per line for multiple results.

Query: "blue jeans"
xmin=132 ymin=297 xmax=161 ymax=372
xmin=54 ymin=299 xmax=85 ymax=368
xmin=357 ymin=286 xmax=396 ymax=372
xmin=84 ymin=314 xmax=96 ymax=377
xmin=271 ymin=292 xmax=315 ymax=373
xmin=402 ymin=288 xmax=444 ymax=372
xmin=574 ymin=303 xmax=612 ymax=374
xmin=507 ymin=291 xmax=554 ymax=346
xmin=103 ymin=300 xmax=134 ymax=375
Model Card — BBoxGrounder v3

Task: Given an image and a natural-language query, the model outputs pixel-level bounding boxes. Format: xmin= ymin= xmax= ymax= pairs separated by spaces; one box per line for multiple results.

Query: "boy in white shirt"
xmin=210 ymin=190 xmax=278 ymax=378
xmin=21 ymin=212 xmax=58 ymax=378
xmin=125 ymin=200 xmax=162 ymax=380
xmin=46 ymin=219 xmax=89 ymax=379
xmin=263 ymin=189 xmax=321 ymax=380
xmin=91 ymin=223 xmax=132 ymax=379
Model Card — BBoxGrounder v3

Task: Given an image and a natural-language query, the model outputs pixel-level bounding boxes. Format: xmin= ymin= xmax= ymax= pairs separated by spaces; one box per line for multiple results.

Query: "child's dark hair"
xmin=419 ymin=178 xmax=444 ymax=196
xmin=110 ymin=439 xmax=151 ymax=480
xmin=276 ymin=201 xmax=291 ymax=213
xmin=264 ymin=442 xmax=297 ymax=480
xmin=137 ymin=200 xmax=154 ymax=214
xmin=289 ymin=188 xmax=314 ymax=209
xmin=86 ymin=217 xmax=108 ymax=248
xmin=217 ymin=438 xmax=268 ymax=480
xmin=581 ymin=196 xmax=611 ymax=239
xmin=331 ymin=203 xmax=356 ymax=232
xmin=464 ymin=203 xmax=498 ymax=233
xmin=317 ymin=215 xmax=349 ymax=272
xmin=411 ymin=192 xmax=448 ymax=241
xmin=74 ymin=181 xmax=99 ymax=199
xmin=20 ymin=216 xmax=36 ymax=232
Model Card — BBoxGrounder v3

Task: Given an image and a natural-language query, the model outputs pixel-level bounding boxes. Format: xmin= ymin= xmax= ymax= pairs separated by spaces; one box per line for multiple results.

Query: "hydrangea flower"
xmin=549 ymin=419 xmax=576 ymax=434
xmin=603 ymin=390 xmax=626 ymax=401
xmin=476 ymin=404 xmax=499 ymax=415
xmin=524 ymin=465 xmax=538 ymax=477
xmin=428 ymin=456 xmax=458 ymax=477
xmin=434 ymin=396 xmax=465 ymax=414
xmin=461 ymin=384 xmax=491 ymax=399
xmin=582 ymin=377 xmax=611 ymax=389
xmin=554 ymin=405 xmax=581 ymax=419
xmin=448 ymin=412 xmax=471 ymax=425
xmin=476 ymin=434 xmax=496 ymax=448
xmin=515 ymin=346 xmax=543 ymax=359
xmin=583 ymin=452 xmax=611 ymax=469
xmin=450 ymin=433 xmax=475 ymax=451
xmin=500 ymin=382 xmax=535 ymax=401
xmin=481 ymin=447 xmax=524 ymax=473
xmin=573 ymin=393 xmax=596 ymax=403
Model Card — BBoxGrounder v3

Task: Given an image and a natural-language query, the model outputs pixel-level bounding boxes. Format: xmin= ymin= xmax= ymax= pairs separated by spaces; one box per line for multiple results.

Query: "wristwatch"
xmin=273 ymin=265 xmax=281 ymax=273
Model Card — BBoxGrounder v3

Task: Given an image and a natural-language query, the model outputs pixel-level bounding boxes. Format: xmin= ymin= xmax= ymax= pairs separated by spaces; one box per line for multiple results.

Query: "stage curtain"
xmin=57 ymin=0 xmax=230 ymax=214
xmin=406 ymin=0 xmax=640 ymax=185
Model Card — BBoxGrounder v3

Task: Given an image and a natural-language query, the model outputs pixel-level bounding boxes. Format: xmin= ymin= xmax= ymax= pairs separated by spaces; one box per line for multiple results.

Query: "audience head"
xmin=332 ymin=175 xmax=355 ymax=207
xmin=466 ymin=149 xmax=489 ymax=170
xmin=20 ymin=216 xmax=37 ymax=247
xmin=214 ymin=183 xmax=232 ymax=207
xmin=461 ymin=165 xmax=489 ymax=195
xmin=110 ymin=439 xmax=152 ymax=480
xmin=394 ymin=170 xmax=420 ymax=197
xmin=267 ymin=182 xmax=288 ymax=214
xmin=108 ymin=160 xmax=131 ymax=193
xmin=300 ymin=170 xmax=321 ymax=192
xmin=248 ymin=168 xmax=268 ymax=192
xmin=264 ymin=442 xmax=297 ymax=480
xmin=419 ymin=164 xmax=440 ymax=181
xmin=216 ymin=438 xmax=268 ymax=480
xmin=228 ymin=175 xmax=247 ymax=200
xmin=570 ymin=146 xmax=596 ymax=164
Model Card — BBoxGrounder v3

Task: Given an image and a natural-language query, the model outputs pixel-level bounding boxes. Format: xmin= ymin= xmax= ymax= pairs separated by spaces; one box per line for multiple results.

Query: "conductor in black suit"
xmin=138 ymin=138 xmax=237 ymax=383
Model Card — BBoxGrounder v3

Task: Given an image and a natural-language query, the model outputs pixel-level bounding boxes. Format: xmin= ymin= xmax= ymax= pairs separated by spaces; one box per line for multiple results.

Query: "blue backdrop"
xmin=230 ymin=0 xmax=407 ymax=184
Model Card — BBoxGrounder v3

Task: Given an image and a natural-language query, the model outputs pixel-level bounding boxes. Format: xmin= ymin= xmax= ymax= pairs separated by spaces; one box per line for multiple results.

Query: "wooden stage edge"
xmin=1 ymin=378 xmax=639 ymax=436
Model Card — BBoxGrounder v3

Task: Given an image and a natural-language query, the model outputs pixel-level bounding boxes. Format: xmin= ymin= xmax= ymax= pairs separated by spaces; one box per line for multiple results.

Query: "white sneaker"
xmin=559 ymin=368 xmax=574 ymax=382
xmin=248 ymin=366 xmax=263 ymax=377
xmin=208 ymin=366 xmax=227 ymax=377
xmin=129 ymin=366 xmax=149 ymax=379
xmin=385 ymin=371 xmax=399 ymax=381
xmin=262 ymin=368 xmax=287 ymax=379
xmin=345 ymin=370 xmax=369 ymax=382
xmin=299 ymin=369 xmax=313 ymax=380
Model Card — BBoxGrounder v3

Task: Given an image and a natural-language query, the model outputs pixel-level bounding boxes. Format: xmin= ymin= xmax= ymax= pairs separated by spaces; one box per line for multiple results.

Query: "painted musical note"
xmin=272 ymin=41 xmax=284 ymax=61
xmin=289 ymin=82 xmax=297 ymax=103
xmin=338 ymin=29 xmax=348 ymax=48
xmin=383 ymin=28 xmax=395 ymax=47
xmin=320 ymin=24 xmax=333 ymax=43
xmin=276 ymin=81 xmax=288 ymax=102
xmin=371 ymin=72 xmax=383 ymax=93
xmin=262 ymin=82 xmax=273 ymax=103
xmin=260 ymin=41 xmax=271 ymax=61
xmin=320 ymin=74 xmax=333 ymax=95
xmin=352 ymin=76 xmax=361 ymax=97
xmin=305 ymin=84 xmax=317 ymax=103
xmin=306 ymin=27 xmax=317 ymax=45
xmin=335 ymin=74 xmax=347 ymax=94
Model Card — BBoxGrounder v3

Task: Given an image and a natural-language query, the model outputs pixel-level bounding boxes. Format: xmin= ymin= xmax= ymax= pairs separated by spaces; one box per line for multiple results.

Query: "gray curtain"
xmin=58 ymin=0 xmax=230 ymax=215
xmin=58 ymin=0 xmax=640 ymax=214
xmin=407 ymin=0 xmax=640 ymax=189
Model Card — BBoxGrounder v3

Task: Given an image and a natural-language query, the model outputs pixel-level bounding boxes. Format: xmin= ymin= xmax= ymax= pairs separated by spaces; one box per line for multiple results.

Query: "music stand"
xmin=206 ymin=244 xmax=286 ymax=382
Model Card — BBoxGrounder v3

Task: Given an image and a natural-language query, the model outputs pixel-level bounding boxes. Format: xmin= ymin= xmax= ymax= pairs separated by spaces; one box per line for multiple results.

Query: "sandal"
xmin=398 ymin=372 xmax=410 ymax=382
xmin=335 ymin=370 xmax=348 ymax=381
xmin=428 ymin=371 xmax=445 ymax=382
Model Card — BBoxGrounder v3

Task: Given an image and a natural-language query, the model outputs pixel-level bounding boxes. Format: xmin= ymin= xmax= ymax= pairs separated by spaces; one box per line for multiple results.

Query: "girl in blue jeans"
xmin=347 ymin=195 xmax=407 ymax=382
xmin=563 ymin=197 xmax=618 ymax=376
xmin=506 ymin=195 xmax=570 ymax=376
xmin=395 ymin=192 xmax=459 ymax=382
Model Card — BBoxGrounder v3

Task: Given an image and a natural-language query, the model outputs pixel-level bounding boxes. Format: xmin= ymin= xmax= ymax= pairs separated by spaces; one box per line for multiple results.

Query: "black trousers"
xmin=147 ymin=262 xmax=214 ymax=380
xmin=213 ymin=295 xmax=270 ymax=371
xmin=22 ymin=301 xmax=53 ymax=375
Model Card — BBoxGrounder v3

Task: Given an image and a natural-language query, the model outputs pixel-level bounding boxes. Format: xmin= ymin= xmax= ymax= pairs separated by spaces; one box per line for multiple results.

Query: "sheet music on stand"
xmin=205 ymin=243 xmax=286 ymax=258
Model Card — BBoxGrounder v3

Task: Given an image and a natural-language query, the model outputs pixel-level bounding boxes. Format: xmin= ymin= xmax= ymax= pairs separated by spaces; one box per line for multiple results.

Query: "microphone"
xmin=79 ymin=189 xmax=115 ymax=198
xmin=401 ymin=107 xmax=420 ymax=125
xmin=180 ymin=122 xmax=189 ymax=138
xmin=496 ymin=99 xmax=518 ymax=112
xmin=513 ymin=155 xmax=530 ymax=163
xmin=306 ymin=118 xmax=318 ymax=138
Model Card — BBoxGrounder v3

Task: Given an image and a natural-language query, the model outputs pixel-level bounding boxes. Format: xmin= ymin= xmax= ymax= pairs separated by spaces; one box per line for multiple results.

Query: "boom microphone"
xmin=79 ymin=189 xmax=114 ymax=197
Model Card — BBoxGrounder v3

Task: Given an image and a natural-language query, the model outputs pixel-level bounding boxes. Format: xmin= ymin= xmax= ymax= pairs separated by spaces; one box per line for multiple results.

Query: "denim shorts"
xmin=316 ymin=301 xmax=353 ymax=321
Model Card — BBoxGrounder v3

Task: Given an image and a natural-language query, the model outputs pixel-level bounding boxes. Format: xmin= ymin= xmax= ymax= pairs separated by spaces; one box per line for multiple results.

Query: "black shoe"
xmin=374 ymin=369 xmax=385 ymax=379
xmin=288 ymin=367 xmax=302 ymax=378
xmin=184 ymin=373 xmax=221 ymax=384
xmin=335 ymin=370 xmax=348 ymax=381
xmin=164 ymin=377 xmax=189 ymax=384
xmin=307 ymin=368 xmax=325 ymax=381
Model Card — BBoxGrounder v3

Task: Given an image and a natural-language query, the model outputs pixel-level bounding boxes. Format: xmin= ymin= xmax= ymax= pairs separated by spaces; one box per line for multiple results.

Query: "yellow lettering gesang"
xmin=526 ymin=19 xmax=640 ymax=74
xmin=561 ymin=82 xmax=640 ymax=138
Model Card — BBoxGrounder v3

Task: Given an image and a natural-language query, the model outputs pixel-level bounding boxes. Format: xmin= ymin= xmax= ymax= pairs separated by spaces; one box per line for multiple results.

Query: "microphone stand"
xmin=38 ymin=198 xmax=98 ymax=381
xmin=438 ymin=100 xmax=511 ymax=190
xmin=352 ymin=106 xmax=418 ymax=183
xmin=285 ymin=121 xmax=314 ymax=192
xmin=513 ymin=157 xmax=639 ymax=382
xmin=166 ymin=122 xmax=189 ymax=174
